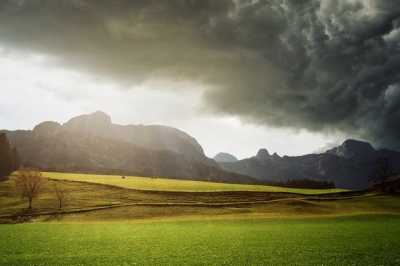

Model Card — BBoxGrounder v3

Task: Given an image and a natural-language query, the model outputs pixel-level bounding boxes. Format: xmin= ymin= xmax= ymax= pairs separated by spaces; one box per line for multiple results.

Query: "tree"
xmin=14 ymin=169 xmax=45 ymax=210
xmin=0 ymin=133 xmax=20 ymax=179
xmin=0 ymin=133 xmax=13 ymax=178
xmin=54 ymin=183 xmax=67 ymax=210
xmin=11 ymin=147 xmax=21 ymax=172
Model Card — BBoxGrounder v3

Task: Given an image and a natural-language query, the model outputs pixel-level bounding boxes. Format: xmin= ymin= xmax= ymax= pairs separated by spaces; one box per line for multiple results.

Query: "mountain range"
xmin=2 ymin=111 xmax=400 ymax=190
xmin=1 ymin=111 xmax=255 ymax=184
xmin=217 ymin=140 xmax=400 ymax=190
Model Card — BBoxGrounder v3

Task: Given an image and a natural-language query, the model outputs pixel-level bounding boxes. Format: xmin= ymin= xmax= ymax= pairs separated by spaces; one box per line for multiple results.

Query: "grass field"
xmin=1 ymin=172 xmax=400 ymax=265
xmin=42 ymin=171 xmax=346 ymax=194
xmin=1 ymin=215 xmax=400 ymax=266
xmin=0 ymin=174 xmax=398 ymax=222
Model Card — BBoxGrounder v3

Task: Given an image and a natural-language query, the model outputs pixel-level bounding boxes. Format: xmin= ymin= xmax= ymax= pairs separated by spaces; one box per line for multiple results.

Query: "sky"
xmin=0 ymin=0 xmax=399 ymax=158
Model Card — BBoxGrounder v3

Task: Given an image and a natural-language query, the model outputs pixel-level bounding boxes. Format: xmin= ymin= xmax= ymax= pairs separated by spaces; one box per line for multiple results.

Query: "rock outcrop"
xmin=214 ymin=152 xmax=238 ymax=163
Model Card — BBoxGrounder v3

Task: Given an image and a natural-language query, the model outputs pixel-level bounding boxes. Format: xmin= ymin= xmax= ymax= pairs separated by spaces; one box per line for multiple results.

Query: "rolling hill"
xmin=41 ymin=171 xmax=345 ymax=194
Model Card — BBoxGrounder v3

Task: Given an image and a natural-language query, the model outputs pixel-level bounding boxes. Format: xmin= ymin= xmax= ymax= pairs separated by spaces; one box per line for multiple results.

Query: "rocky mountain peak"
xmin=91 ymin=111 xmax=112 ymax=122
xmin=256 ymin=148 xmax=270 ymax=161
xmin=19 ymin=111 xmax=211 ymax=167
xmin=214 ymin=152 xmax=238 ymax=163
xmin=63 ymin=111 xmax=112 ymax=133
xmin=272 ymin=152 xmax=280 ymax=159
xmin=33 ymin=121 xmax=62 ymax=136
xmin=327 ymin=139 xmax=375 ymax=159
xmin=4 ymin=112 xmax=257 ymax=185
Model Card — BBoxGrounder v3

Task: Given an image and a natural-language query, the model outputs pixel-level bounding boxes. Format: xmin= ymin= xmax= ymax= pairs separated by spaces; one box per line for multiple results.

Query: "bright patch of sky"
xmin=0 ymin=49 xmax=345 ymax=159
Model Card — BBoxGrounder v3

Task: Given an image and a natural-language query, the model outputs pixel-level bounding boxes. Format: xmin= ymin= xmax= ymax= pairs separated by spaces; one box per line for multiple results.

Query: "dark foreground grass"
xmin=1 ymin=215 xmax=400 ymax=266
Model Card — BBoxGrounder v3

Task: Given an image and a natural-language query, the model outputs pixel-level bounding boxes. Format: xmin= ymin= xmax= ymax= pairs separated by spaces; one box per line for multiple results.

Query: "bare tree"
xmin=54 ymin=183 xmax=67 ymax=210
xmin=14 ymin=169 xmax=45 ymax=210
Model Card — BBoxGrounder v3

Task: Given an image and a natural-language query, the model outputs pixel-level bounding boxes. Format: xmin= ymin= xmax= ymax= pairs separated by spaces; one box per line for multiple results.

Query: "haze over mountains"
xmin=2 ymin=111 xmax=255 ymax=184
xmin=218 ymin=140 xmax=400 ymax=190
xmin=2 ymin=111 xmax=400 ymax=190
xmin=214 ymin=153 xmax=238 ymax=163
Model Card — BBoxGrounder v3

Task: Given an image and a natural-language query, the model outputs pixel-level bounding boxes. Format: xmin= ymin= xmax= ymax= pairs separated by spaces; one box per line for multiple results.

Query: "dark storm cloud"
xmin=1 ymin=0 xmax=400 ymax=149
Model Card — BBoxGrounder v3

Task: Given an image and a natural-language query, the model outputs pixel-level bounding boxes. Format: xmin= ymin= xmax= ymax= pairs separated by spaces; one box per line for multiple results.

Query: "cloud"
xmin=1 ymin=0 xmax=400 ymax=149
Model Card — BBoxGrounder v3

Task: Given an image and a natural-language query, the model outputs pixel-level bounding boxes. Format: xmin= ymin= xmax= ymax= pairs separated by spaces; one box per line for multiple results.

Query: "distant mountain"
xmin=60 ymin=111 xmax=208 ymax=163
xmin=5 ymin=112 xmax=399 ymax=190
xmin=214 ymin=152 xmax=238 ymax=163
xmin=2 ymin=112 xmax=256 ymax=184
xmin=326 ymin=139 xmax=375 ymax=160
xmin=218 ymin=139 xmax=400 ymax=190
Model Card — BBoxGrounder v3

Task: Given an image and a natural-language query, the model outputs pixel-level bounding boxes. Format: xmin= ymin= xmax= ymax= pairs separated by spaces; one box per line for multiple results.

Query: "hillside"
xmin=2 ymin=112 xmax=255 ymax=184
xmin=218 ymin=139 xmax=400 ymax=190
xmin=0 ymin=173 xmax=395 ymax=223
xmin=4 ymin=112 xmax=400 ymax=190
xmin=213 ymin=152 xmax=238 ymax=163
xmin=42 ymin=172 xmax=345 ymax=194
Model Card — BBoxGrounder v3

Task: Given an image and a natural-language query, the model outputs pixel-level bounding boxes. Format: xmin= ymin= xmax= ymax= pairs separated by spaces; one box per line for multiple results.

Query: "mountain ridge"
xmin=218 ymin=139 xmax=400 ymax=190
xmin=214 ymin=152 xmax=238 ymax=163
xmin=2 ymin=112 xmax=256 ymax=184
xmin=3 ymin=111 xmax=400 ymax=190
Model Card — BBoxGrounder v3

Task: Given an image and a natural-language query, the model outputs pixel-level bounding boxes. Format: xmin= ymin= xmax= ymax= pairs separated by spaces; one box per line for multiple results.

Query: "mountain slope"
xmin=63 ymin=112 xmax=208 ymax=162
xmin=218 ymin=140 xmax=400 ymax=190
xmin=2 ymin=112 xmax=255 ymax=184
xmin=214 ymin=152 xmax=238 ymax=163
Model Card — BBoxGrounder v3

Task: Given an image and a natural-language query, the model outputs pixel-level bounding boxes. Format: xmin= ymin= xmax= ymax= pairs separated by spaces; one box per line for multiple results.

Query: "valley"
xmin=2 ymin=1 xmax=400 ymax=264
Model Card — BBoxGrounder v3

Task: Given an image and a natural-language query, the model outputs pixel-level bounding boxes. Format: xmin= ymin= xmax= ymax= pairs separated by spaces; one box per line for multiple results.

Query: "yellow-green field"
xmin=0 ymin=176 xmax=392 ymax=224
xmin=1 ymin=172 xmax=400 ymax=265
xmin=42 ymin=172 xmax=346 ymax=194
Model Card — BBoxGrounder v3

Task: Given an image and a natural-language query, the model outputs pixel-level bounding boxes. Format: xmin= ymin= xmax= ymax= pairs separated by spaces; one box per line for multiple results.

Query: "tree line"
xmin=276 ymin=179 xmax=336 ymax=189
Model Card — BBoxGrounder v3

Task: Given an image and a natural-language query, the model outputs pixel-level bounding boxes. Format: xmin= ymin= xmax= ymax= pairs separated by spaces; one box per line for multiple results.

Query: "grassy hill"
xmin=2 ymin=172 xmax=398 ymax=221
xmin=42 ymin=171 xmax=346 ymax=194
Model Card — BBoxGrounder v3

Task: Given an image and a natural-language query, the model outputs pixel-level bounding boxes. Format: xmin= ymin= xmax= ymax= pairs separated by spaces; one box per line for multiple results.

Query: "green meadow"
xmin=1 ymin=216 xmax=400 ymax=266
xmin=1 ymin=172 xmax=400 ymax=265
